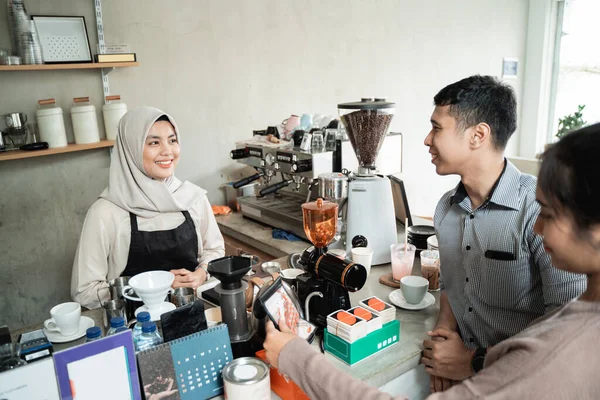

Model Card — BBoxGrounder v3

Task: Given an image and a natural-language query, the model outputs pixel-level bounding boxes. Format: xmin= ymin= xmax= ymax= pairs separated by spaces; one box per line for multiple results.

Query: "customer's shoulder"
xmin=435 ymin=188 xmax=456 ymax=212
xmin=517 ymin=172 xmax=538 ymax=195
xmin=514 ymin=173 xmax=540 ymax=213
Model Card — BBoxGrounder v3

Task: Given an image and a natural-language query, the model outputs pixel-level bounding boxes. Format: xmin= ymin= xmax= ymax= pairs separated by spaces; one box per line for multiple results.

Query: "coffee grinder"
xmin=296 ymin=198 xmax=368 ymax=328
xmin=338 ymin=98 xmax=397 ymax=265
xmin=207 ymin=256 xmax=254 ymax=357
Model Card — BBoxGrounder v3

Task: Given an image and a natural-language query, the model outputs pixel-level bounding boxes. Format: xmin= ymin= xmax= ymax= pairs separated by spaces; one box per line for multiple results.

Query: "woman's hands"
xmin=263 ymin=314 xmax=298 ymax=370
xmin=170 ymin=267 xmax=207 ymax=289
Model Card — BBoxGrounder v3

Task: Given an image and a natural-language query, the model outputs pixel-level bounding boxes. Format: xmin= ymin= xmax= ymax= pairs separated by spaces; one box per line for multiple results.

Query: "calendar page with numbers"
xmin=137 ymin=324 xmax=231 ymax=400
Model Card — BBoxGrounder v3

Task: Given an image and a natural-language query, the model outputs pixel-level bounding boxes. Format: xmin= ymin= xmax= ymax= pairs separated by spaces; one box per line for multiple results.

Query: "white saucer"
xmin=388 ymin=290 xmax=436 ymax=310
xmin=135 ymin=302 xmax=176 ymax=321
xmin=43 ymin=316 xmax=95 ymax=343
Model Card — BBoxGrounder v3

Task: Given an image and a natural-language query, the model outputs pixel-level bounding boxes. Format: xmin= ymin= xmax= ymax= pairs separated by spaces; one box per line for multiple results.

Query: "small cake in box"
xmin=326 ymin=310 xmax=367 ymax=343
xmin=359 ymin=296 xmax=395 ymax=325
xmin=347 ymin=306 xmax=382 ymax=335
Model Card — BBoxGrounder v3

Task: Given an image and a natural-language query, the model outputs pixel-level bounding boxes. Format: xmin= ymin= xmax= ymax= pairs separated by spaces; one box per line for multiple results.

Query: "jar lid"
xmin=71 ymin=104 xmax=96 ymax=114
xmin=338 ymin=98 xmax=395 ymax=110
xmin=301 ymin=197 xmax=338 ymax=212
xmin=102 ymin=102 xmax=127 ymax=111
xmin=36 ymin=107 xmax=63 ymax=117
xmin=222 ymin=357 xmax=269 ymax=385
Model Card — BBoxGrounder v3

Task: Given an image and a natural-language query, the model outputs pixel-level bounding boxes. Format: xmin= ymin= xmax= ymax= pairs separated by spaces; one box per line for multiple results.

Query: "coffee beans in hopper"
xmin=341 ymin=110 xmax=393 ymax=168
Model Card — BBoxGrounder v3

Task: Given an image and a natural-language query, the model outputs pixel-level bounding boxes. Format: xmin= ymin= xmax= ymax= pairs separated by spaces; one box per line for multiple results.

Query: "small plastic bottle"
xmin=106 ymin=316 xmax=126 ymax=336
xmin=85 ymin=326 xmax=102 ymax=343
xmin=135 ymin=322 xmax=163 ymax=352
xmin=132 ymin=311 xmax=151 ymax=345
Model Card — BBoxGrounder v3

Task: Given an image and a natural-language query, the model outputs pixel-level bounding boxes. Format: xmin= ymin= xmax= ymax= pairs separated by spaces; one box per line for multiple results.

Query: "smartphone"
xmin=257 ymin=277 xmax=316 ymax=342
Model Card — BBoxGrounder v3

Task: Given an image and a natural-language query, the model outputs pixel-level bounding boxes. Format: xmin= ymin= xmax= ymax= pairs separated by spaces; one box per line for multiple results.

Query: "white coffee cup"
xmin=280 ymin=268 xmax=305 ymax=293
xmin=44 ymin=302 xmax=81 ymax=336
xmin=351 ymin=247 xmax=374 ymax=277
xmin=400 ymin=276 xmax=429 ymax=304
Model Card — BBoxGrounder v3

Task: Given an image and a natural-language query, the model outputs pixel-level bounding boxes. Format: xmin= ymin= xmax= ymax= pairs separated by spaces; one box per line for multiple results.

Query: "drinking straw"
xmin=404 ymin=218 xmax=408 ymax=251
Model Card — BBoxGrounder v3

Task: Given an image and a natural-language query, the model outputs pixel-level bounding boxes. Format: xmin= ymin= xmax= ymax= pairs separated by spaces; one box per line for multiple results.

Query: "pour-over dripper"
xmin=207 ymin=256 xmax=252 ymax=289
xmin=338 ymin=98 xmax=395 ymax=176
xmin=301 ymin=198 xmax=338 ymax=248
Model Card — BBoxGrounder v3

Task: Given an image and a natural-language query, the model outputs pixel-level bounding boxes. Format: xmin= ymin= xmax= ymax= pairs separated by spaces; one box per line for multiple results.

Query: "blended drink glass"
xmin=420 ymin=249 xmax=441 ymax=291
xmin=390 ymin=243 xmax=416 ymax=282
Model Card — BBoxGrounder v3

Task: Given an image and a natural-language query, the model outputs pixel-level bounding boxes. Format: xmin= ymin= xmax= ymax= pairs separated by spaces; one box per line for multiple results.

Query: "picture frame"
xmin=32 ymin=15 xmax=93 ymax=63
xmin=52 ymin=330 xmax=142 ymax=400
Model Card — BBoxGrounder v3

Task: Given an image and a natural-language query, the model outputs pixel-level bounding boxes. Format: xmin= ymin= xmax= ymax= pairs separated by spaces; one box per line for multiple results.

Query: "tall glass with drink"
xmin=390 ymin=243 xmax=416 ymax=282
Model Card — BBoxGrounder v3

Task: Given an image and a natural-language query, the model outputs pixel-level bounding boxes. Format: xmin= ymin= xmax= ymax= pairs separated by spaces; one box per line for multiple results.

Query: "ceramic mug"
xmin=300 ymin=113 xmax=313 ymax=131
xmin=280 ymin=269 xmax=305 ymax=293
xmin=282 ymin=114 xmax=300 ymax=135
xmin=44 ymin=302 xmax=81 ymax=336
xmin=400 ymin=276 xmax=429 ymax=304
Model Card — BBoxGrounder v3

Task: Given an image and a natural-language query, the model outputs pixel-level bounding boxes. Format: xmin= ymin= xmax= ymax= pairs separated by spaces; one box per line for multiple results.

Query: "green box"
xmin=324 ymin=320 xmax=400 ymax=365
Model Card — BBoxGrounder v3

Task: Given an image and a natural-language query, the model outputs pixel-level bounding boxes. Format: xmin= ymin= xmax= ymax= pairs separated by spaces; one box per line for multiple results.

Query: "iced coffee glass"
xmin=420 ymin=249 xmax=440 ymax=291
xmin=390 ymin=243 xmax=416 ymax=282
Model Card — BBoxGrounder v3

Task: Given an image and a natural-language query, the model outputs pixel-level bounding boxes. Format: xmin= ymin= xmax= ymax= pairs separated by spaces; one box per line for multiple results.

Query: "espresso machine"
xmin=295 ymin=198 xmax=367 ymax=328
xmin=229 ymin=140 xmax=336 ymax=240
xmin=338 ymin=98 xmax=398 ymax=265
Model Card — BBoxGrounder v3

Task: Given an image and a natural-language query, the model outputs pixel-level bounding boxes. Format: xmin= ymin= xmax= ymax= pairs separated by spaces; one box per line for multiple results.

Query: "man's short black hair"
xmin=434 ymin=75 xmax=517 ymax=150
xmin=539 ymin=122 xmax=600 ymax=232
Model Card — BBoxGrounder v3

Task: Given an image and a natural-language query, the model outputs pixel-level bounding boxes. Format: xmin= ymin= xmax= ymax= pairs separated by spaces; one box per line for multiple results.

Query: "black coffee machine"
xmin=208 ymin=256 xmax=258 ymax=358
xmin=296 ymin=199 xmax=367 ymax=328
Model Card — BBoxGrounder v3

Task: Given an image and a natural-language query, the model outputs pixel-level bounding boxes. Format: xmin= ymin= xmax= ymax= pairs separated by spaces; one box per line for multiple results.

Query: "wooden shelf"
xmin=0 ymin=62 xmax=138 ymax=71
xmin=0 ymin=140 xmax=115 ymax=161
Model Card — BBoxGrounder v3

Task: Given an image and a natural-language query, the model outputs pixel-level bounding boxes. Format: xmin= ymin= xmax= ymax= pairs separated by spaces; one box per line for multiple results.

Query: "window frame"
xmin=519 ymin=0 xmax=563 ymax=158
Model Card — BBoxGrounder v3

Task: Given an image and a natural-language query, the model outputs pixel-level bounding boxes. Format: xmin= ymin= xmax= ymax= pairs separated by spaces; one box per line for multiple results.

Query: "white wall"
xmin=0 ymin=0 xmax=530 ymax=217
xmin=101 ymin=0 xmax=529 ymax=217
xmin=0 ymin=0 xmax=529 ymax=328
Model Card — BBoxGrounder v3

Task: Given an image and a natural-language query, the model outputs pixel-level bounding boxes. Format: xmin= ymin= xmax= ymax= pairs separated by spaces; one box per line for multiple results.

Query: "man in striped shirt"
xmin=420 ymin=75 xmax=586 ymax=392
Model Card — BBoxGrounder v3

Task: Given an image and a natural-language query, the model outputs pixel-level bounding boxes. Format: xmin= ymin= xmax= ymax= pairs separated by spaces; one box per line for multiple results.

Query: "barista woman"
xmin=263 ymin=123 xmax=600 ymax=399
xmin=71 ymin=106 xmax=225 ymax=309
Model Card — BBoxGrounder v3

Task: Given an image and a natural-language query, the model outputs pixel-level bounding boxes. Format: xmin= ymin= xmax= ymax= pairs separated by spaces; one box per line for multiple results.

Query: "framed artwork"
xmin=52 ymin=330 xmax=142 ymax=400
xmin=32 ymin=15 xmax=93 ymax=63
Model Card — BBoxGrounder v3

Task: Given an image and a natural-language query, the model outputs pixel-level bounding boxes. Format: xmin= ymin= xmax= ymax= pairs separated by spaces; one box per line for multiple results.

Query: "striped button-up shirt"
xmin=435 ymin=160 xmax=586 ymax=348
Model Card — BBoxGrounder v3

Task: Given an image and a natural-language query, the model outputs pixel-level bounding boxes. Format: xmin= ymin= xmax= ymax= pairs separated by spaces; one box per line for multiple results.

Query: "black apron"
xmin=121 ymin=211 xmax=199 ymax=277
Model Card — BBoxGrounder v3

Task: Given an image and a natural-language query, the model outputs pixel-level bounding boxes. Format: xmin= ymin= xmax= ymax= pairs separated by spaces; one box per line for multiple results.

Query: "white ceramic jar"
xmin=70 ymin=97 xmax=100 ymax=144
xmin=36 ymin=99 xmax=68 ymax=148
xmin=102 ymin=96 xmax=127 ymax=140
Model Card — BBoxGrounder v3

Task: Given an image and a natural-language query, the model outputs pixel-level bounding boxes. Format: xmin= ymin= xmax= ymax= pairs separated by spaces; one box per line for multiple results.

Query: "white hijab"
xmin=99 ymin=106 xmax=206 ymax=218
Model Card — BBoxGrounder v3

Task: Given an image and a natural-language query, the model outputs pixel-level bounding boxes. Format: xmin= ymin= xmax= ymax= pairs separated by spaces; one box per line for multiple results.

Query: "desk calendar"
xmin=137 ymin=324 xmax=231 ymax=400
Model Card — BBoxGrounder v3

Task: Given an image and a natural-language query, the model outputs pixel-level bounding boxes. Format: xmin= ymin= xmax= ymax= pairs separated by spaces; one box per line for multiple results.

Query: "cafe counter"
xmin=11 ymin=214 xmax=438 ymax=399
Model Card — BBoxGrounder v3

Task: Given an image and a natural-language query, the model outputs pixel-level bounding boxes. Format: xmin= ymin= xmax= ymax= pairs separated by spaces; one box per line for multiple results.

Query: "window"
xmin=519 ymin=0 xmax=598 ymax=158
xmin=547 ymin=0 xmax=600 ymax=143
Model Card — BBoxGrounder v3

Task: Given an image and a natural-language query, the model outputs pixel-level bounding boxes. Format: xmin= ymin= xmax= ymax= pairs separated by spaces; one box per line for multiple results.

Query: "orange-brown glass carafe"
xmin=301 ymin=198 xmax=338 ymax=248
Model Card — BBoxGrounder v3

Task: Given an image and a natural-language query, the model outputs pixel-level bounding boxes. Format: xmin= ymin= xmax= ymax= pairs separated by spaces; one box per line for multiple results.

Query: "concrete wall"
xmin=0 ymin=0 xmax=529 ymax=329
